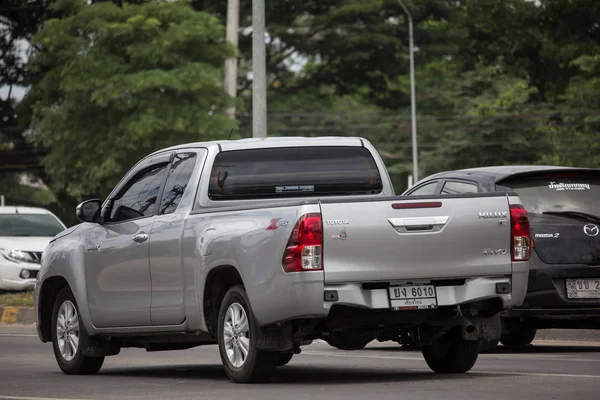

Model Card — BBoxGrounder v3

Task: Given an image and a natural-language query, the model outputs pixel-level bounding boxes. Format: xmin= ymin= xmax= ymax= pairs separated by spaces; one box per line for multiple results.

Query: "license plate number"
xmin=389 ymin=284 xmax=437 ymax=310
xmin=566 ymin=279 xmax=600 ymax=299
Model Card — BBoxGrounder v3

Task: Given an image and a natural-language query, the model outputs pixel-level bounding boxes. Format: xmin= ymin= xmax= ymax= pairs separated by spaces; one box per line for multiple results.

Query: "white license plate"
xmin=566 ymin=279 xmax=600 ymax=299
xmin=389 ymin=284 xmax=437 ymax=310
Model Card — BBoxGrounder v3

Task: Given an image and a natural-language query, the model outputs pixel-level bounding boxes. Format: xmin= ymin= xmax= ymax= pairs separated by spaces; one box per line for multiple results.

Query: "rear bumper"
xmin=511 ymin=259 xmax=600 ymax=311
xmin=249 ymin=268 xmax=529 ymax=326
xmin=325 ymin=275 xmax=523 ymax=311
xmin=504 ymin=258 xmax=600 ymax=324
xmin=253 ymin=273 xmax=526 ymax=327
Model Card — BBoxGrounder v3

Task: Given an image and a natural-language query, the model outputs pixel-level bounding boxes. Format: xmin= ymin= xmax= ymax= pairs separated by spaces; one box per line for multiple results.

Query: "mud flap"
xmin=82 ymin=338 xmax=121 ymax=357
xmin=255 ymin=322 xmax=294 ymax=351
xmin=462 ymin=314 xmax=502 ymax=341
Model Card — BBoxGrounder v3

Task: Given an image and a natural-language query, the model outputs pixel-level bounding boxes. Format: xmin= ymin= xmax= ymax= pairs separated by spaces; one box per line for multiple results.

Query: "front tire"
xmin=51 ymin=287 xmax=104 ymax=375
xmin=422 ymin=328 xmax=480 ymax=374
xmin=217 ymin=285 xmax=278 ymax=383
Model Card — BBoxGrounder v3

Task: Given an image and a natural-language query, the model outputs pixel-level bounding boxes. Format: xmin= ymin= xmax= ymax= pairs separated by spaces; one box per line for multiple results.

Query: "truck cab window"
xmin=109 ymin=164 xmax=169 ymax=222
xmin=159 ymin=153 xmax=198 ymax=215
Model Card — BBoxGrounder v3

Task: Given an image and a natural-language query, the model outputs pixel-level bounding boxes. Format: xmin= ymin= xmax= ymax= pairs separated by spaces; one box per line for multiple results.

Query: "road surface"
xmin=1 ymin=324 xmax=599 ymax=400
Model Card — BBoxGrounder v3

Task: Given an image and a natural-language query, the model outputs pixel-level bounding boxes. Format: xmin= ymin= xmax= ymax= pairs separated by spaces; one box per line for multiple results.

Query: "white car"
xmin=0 ymin=206 xmax=66 ymax=291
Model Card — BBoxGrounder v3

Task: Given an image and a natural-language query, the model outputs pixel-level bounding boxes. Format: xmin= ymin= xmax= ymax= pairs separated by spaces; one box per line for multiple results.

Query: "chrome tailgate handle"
xmin=388 ymin=216 xmax=449 ymax=233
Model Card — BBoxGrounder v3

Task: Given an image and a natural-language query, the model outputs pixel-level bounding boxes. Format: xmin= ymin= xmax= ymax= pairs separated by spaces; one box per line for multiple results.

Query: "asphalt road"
xmin=1 ymin=325 xmax=600 ymax=400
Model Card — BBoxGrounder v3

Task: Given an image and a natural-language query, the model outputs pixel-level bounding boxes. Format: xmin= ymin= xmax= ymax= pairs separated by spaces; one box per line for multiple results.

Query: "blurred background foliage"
xmin=1 ymin=0 xmax=599 ymax=225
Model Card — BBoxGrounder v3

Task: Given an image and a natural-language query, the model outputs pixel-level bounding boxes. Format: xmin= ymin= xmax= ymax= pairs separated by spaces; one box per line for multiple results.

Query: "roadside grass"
xmin=0 ymin=290 xmax=34 ymax=307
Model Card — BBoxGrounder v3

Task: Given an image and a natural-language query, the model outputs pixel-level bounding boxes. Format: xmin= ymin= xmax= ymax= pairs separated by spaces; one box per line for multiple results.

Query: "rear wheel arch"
xmin=202 ymin=265 xmax=244 ymax=337
xmin=39 ymin=276 xmax=70 ymax=342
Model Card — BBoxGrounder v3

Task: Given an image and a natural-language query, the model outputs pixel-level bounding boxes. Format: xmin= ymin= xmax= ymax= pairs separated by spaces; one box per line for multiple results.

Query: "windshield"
xmin=498 ymin=172 xmax=600 ymax=217
xmin=0 ymin=214 xmax=65 ymax=237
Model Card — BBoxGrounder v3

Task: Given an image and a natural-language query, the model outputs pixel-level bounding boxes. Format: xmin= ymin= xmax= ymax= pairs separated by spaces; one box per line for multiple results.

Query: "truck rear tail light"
xmin=510 ymin=204 xmax=531 ymax=261
xmin=282 ymin=213 xmax=323 ymax=272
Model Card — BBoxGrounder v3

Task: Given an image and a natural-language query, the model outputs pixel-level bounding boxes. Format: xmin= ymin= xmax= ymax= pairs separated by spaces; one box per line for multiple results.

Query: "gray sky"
xmin=0 ymin=33 xmax=30 ymax=102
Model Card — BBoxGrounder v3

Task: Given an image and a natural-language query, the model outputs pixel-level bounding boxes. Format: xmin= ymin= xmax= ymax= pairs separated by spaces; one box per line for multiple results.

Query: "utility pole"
xmin=396 ymin=0 xmax=419 ymax=182
xmin=252 ymin=0 xmax=267 ymax=138
xmin=224 ymin=0 xmax=239 ymax=120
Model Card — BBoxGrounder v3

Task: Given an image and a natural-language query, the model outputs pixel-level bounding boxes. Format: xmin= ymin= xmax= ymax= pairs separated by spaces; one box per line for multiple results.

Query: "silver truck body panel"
xmin=184 ymin=203 xmax=326 ymax=329
xmin=85 ymin=217 xmax=154 ymax=327
xmin=320 ymin=195 xmax=513 ymax=283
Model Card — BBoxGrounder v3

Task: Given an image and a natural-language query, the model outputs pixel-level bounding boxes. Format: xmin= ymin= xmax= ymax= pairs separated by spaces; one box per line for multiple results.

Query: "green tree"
xmin=27 ymin=0 xmax=234 ymax=198
xmin=193 ymin=0 xmax=466 ymax=110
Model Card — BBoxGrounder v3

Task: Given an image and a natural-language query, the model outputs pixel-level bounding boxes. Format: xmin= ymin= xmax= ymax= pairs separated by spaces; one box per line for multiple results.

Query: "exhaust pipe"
xmin=456 ymin=315 xmax=476 ymax=338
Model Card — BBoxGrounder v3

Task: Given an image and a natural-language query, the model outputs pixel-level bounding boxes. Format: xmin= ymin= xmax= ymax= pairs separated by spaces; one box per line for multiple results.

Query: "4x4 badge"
xmin=86 ymin=244 xmax=100 ymax=252
xmin=331 ymin=230 xmax=347 ymax=241
xmin=583 ymin=224 xmax=599 ymax=237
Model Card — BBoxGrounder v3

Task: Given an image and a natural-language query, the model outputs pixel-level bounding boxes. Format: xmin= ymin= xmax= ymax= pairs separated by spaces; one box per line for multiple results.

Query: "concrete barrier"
xmin=0 ymin=307 xmax=35 ymax=324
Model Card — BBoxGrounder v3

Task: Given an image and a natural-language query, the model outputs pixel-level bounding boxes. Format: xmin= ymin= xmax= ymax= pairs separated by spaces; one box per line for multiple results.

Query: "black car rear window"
xmin=498 ymin=171 xmax=600 ymax=216
xmin=208 ymin=146 xmax=383 ymax=200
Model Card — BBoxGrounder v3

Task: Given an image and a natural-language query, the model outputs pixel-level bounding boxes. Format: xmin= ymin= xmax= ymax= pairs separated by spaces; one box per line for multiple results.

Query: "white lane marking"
xmin=0 ymin=334 xmax=38 ymax=337
xmin=304 ymin=350 xmax=600 ymax=365
xmin=480 ymin=353 xmax=600 ymax=363
xmin=478 ymin=371 xmax=600 ymax=379
xmin=533 ymin=340 xmax=600 ymax=347
xmin=303 ymin=350 xmax=422 ymax=361
xmin=0 ymin=396 xmax=93 ymax=400
xmin=303 ymin=351 xmax=600 ymax=379
xmin=528 ymin=357 xmax=600 ymax=363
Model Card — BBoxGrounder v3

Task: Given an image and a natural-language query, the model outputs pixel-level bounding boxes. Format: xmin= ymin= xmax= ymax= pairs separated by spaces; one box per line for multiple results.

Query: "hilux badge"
xmin=478 ymin=211 xmax=508 ymax=219
xmin=583 ymin=224 xmax=599 ymax=237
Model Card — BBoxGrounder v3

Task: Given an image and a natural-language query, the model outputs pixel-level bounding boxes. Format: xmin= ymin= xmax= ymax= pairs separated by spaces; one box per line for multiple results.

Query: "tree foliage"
xmin=28 ymin=0 xmax=234 ymax=197
xmin=1 ymin=0 xmax=599 ymax=211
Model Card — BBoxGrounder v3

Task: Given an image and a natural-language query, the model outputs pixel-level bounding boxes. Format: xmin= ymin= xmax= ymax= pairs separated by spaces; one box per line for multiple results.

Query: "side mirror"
xmin=76 ymin=199 xmax=102 ymax=223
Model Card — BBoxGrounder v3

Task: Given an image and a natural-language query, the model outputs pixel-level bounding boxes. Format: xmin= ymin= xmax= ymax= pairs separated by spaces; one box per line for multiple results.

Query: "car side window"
xmin=109 ymin=163 xmax=169 ymax=223
xmin=159 ymin=153 xmax=198 ymax=215
xmin=407 ymin=181 xmax=439 ymax=196
xmin=441 ymin=180 xmax=478 ymax=195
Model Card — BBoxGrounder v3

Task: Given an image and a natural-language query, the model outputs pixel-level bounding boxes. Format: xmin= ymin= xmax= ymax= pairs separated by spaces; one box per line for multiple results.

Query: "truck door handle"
xmin=388 ymin=216 xmax=449 ymax=233
xmin=132 ymin=233 xmax=149 ymax=243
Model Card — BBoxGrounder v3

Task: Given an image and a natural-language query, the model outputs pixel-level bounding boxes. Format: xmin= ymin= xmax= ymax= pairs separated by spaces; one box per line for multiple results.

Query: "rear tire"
xmin=51 ymin=287 xmax=104 ymax=375
xmin=325 ymin=330 xmax=374 ymax=350
xmin=217 ymin=285 xmax=278 ymax=383
xmin=422 ymin=328 xmax=480 ymax=374
xmin=500 ymin=321 xmax=537 ymax=347
xmin=277 ymin=352 xmax=294 ymax=366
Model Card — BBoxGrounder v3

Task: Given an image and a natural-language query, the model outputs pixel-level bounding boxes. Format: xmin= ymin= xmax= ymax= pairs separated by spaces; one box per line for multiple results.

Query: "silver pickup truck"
xmin=34 ymin=137 xmax=531 ymax=383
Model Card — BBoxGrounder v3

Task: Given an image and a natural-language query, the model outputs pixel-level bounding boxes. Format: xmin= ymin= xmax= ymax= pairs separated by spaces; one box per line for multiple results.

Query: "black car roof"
xmin=423 ymin=165 xmax=600 ymax=184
